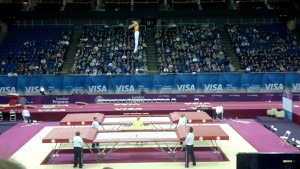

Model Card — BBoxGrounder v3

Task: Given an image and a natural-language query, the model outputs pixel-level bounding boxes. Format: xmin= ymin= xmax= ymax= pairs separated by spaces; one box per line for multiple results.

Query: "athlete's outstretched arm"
xmin=128 ymin=21 xmax=137 ymax=29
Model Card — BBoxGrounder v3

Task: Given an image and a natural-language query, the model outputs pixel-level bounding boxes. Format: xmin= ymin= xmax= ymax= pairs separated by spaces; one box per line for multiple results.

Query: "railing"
xmin=154 ymin=23 xmax=215 ymax=31
xmin=172 ymin=0 xmax=198 ymax=3
xmin=1 ymin=71 xmax=297 ymax=78
xmin=0 ymin=0 xmax=23 ymax=3
xmin=105 ymin=0 xmax=158 ymax=3
xmin=134 ymin=0 xmax=158 ymax=3
xmin=70 ymin=0 xmax=93 ymax=3
xmin=36 ymin=0 xmax=63 ymax=3
xmin=200 ymin=0 xmax=225 ymax=2
xmin=172 ymin=0 xmax=225 ymax=3
xmin=226 ymin=18 xmax=286 ymax=25
xmin=82 ymin=23 xmax=147 ymax=32
xmin=237 ymin=0 xmax=265 ymax=2
xmin=105 ymin=0 xmax=131 ymax=3
xmin=13 ymin=23 xmax=74 ymax=27
xmin=225 ymin=18 xmax=282 ymax=24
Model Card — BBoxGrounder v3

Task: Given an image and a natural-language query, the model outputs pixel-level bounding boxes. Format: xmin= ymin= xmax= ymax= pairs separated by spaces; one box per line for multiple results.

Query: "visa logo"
xmin=0 ymin=87 xmax=16 ymax=93
xmin=116 ymin=85 xmax=134 ymax=92
xmin=25 ymin=86 xmax=40 ymax=93
xmin=292 ymin=83 xmax=300 ymax=90
xmin=177 ymin=84 xmax=195 ymax=91
xmin=88 ymin=85 xmax=107 ymax=92
xmin=265 ymin=83 xmax=283 ymax=91
xmin=204 ymin=84 xmax=222 ymax=91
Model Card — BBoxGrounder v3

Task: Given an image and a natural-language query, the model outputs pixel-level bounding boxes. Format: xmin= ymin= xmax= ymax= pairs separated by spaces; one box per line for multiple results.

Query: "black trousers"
xmin=73 ymin=147 xmax=83 ymax=168
xmin=213 ymin=112 xmax=221 ymax=120
xmin=24 ymin=116 xmax=31 ymax=124
xmin=185 ymin=145 xmax=196 ymax=167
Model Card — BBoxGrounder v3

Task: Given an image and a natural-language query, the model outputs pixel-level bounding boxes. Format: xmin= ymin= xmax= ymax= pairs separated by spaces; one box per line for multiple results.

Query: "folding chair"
xmin=0 ymin=111 xmax=3 ymax=121
xmin=9 ymin=110 xmax=17 ymax=121
xmin=280 ymin=130 xmax=291 ymax=146
xmin=295 ymin=140 xmax=300 ymax=149
xmin=171 ymin=98 xmax=176 ymax=103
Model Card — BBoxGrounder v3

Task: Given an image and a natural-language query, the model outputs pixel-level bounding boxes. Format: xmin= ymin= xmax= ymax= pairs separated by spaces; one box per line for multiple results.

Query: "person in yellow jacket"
xmin=128 ymin=20 xmax=140 ymax=53
xmin=132 ymin=116 xmax=144 ymax=127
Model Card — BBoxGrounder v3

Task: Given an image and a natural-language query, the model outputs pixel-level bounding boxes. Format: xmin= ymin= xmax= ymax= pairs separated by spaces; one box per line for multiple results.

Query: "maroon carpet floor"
xmin=41 ymin=147 xmax=228 ymax=164
xmin=227 ymin=119 xmax=300 ymax=152
xmin=0 ymin=122 xmax=59 ymax=159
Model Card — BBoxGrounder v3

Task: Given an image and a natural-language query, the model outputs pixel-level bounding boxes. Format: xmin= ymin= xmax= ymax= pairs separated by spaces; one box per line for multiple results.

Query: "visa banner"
xmin=0 ymin=73 xmax=299 ymax=94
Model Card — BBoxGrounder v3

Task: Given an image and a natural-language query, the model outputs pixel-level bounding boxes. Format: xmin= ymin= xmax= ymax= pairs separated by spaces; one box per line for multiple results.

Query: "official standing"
xmin=215 ymin=104 xmax=224 ymax=121
xmin=92 ymin=117 xmax=100 ymax=148
xmin=178 ymin=113 xmax=187 ymax=145
xmin=73 ymin=131 xmax=84 ymax=169
xmin=184 ymin=127 xmax=196 ymax=168
xmin=22 ymin=106 xmax=31 ymax=124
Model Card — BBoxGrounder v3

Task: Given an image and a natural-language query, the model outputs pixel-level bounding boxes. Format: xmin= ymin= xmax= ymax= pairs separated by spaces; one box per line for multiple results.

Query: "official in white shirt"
xmin=92 ymin=117 xmax=100 ymax=148
xmin=22 ymin=106 xmax=31 ymax=124
xmin=178 ymin=113 xmax=187 ymax=126
xmin=215 ymin=105 xmax=224 ymax=121
xmin=184 ymin=127 xmax=196 ymax=168
xmin=73 ymin=131 xmax=84 ymax=169
xmin=178 ymin=114 xmax=187 ymax=144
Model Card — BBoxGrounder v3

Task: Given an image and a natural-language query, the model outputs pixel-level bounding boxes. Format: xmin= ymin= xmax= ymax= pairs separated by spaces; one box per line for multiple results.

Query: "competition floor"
xmin=9 ymin=122 xmax=257 ymax=169
xmin=3 ymin=101 xmax=300 ymax=169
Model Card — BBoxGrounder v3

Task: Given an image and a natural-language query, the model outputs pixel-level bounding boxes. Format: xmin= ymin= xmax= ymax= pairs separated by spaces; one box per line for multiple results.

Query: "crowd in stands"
xmin=0 ymin=26 xmax=73 ymax=75
xmin=2 ymin=23 xmax=300 ymax=76
xmin=225 ymin=23 xmax=300 ymax=72
xmin=155 ymin=23 xmax=234 ymax=73
xmin=71 ymin=24 xmax=148 ymax=75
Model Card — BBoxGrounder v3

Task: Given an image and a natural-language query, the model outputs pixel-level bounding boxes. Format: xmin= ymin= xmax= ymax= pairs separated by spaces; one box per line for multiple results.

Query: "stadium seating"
xmin=0 ymin=25 xmax=74 ymax=75
xmin=225 ymin=23 xmax=300 ymax=72
xmin=155 ymin=23 xmax=233 ymax=73
xmin=72 ymin=24 xmax=148 ymax=75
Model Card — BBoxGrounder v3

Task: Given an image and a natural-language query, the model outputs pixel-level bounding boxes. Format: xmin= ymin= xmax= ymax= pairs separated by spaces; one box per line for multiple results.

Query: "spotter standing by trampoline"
xmin=92 ymin=117 xmax=100 ymax=148
xmin=73 ymin=131 xmax=84 ymax=169
xmin=178 ymin=113 xmax=187 ymax=144
xmin=184 ymin=127 xmax=196 ymax=168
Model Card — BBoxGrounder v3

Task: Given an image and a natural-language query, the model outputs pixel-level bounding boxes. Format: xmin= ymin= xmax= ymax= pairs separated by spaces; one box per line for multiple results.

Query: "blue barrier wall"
xmin=0 ymin=73 xmax=299 ymax=95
